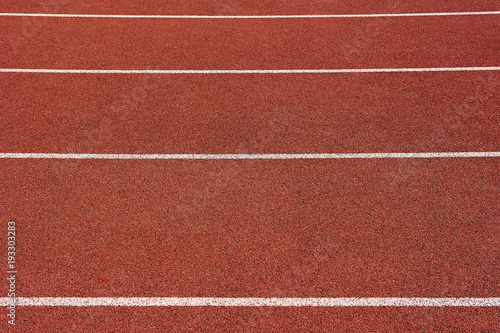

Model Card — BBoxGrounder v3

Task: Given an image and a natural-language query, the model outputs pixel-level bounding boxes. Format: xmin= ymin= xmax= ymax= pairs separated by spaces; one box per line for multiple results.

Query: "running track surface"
xmin=1 ymin=0 xmax=499 ymax=332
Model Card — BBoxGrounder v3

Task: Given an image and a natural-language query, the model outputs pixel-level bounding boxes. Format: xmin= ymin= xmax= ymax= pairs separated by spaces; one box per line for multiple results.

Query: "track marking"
xmin=1 ymin=152 xmax=499 ymax=160
xmin=0 ymin=12 xmax=499 ymax=18
xmin=1 ymin=297 xmax=499 ymax=307
xmin=1 ymin=67 xmax=500 ymax=74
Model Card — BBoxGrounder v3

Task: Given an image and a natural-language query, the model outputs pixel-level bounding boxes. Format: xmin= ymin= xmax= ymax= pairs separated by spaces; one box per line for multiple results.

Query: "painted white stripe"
xmin=1 ymin=297 xmax=499 ymax=307
xmin=1 ymin=152 xmax=499 ymax=160
xmin=1 ymin=67 xmax=499 ymax=74
xmin=0 ymin=12 xmax=499 ymax=18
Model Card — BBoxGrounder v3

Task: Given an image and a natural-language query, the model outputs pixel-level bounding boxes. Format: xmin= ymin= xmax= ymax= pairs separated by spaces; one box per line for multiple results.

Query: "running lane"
xmin=1 ymin=16 xmax=499 ymax=69
xmin=1 ymin=72 xmax=499 ymax=154
xmin=0 ymin=0 xmax=498 ymax=15
xmin=0 ymin=158 xmax=499 ymax=330
xmin=1 ymin=158 xmax=498 ymax=297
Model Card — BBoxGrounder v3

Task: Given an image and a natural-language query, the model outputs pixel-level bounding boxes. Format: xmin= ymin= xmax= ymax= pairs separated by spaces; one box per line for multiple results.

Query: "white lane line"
xmin=0 ymin=12 xmax=499 ymax=18
xmin=1 ymin=67 xmax=500 ymax=74
xmin=1 ymin=297 xmax=499 ymax=307
xmin=1 ymin=152 xmax=499 ymax=159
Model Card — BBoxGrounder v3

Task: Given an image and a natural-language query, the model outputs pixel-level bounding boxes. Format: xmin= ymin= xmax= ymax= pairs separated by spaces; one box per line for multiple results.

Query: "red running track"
xmin=1 ymin=158 xmax=500 ymax=330
xmin=0 ymin=0 xmax=499 ymax=15
xmin=1 ymin=1 xmax=500 ymax=332
xmin=1 ymin=158 xmax=499 ymax=297
xmin=1 ymin=72 xmax=499 ymax=155
xmin=9 ymin=307 xmax=500 ymax=331
xmin=1 ymin=16 xmax=499 ymax=69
